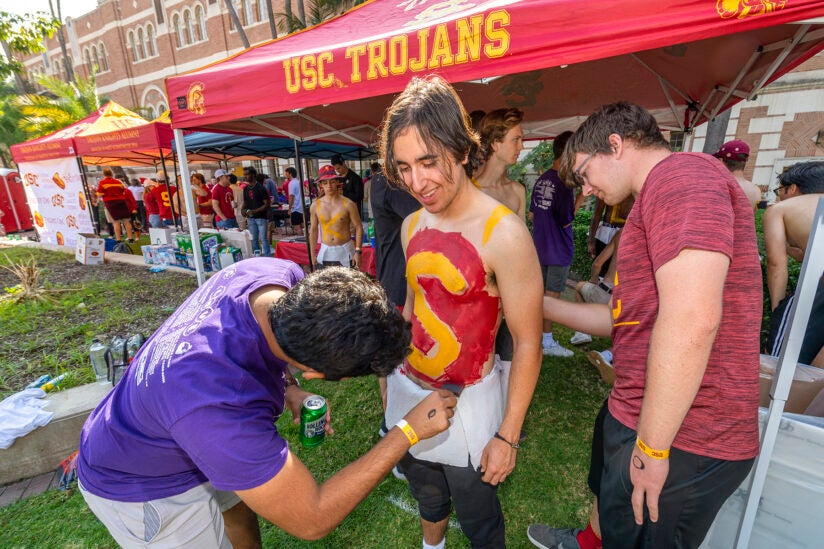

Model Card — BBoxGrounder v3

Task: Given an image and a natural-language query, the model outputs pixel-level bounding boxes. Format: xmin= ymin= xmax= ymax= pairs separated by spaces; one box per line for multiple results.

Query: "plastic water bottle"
xmin=89 ymin=339 xmax=110 ymax=384
xmin=368 ymin=220 xmax=375 ymax=248
xmin=126 ymin=334 xmax=145 ymax=363
xmin=42 ymin=373 xmax=68 ymax=392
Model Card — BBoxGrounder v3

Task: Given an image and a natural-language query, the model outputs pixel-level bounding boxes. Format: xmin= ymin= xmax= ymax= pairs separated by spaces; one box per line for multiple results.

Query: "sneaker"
xmin=587 ymin=350 xmax=615 ymax=385
xmin=391 ymin=465 xmax=407 ymax=481
xmin=570 ymin=332 xmax=592 ymax=346
xmin=527 ymin=525 xmax=582 ymax=549
xmin=543 ymin=341 xmax=573 ymax=357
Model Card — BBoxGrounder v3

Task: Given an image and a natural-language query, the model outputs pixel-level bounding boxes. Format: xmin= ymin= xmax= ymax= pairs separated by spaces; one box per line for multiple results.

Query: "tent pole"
xmin=294 ymin=140 xmax=314 ymax=272
xmin=76 ymin=158 xmax=98 ymax=235
xmin=734 ymin=197 xmax=824 ymax=547
xmin=173 ymin=129 xmax=205 ymax=286
xmin=159 ymin=151 xmax=180 ymax=232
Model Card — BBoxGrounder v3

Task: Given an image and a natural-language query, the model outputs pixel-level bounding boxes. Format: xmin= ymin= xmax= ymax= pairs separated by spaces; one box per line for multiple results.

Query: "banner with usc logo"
xmin=17 ymin=158 xmax=94 ymax=248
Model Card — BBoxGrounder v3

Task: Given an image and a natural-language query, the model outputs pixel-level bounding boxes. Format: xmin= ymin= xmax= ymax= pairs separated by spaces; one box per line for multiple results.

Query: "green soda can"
xmin=299 ymin=395 xmax=327 ymax=447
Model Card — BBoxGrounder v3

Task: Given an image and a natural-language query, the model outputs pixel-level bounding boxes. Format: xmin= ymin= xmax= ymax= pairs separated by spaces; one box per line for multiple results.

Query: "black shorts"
xmin=767 ymin=275 xmax=824 ymax=363
xmin=587 ymin=398 xmax=609 ymax=496
xmin=290 ymin=211 xmax=304 ymax=226
xmin=597 ymin=408 xmax=754 ymax=548
xmin=398 ymin=452 xmax=505 ymax=548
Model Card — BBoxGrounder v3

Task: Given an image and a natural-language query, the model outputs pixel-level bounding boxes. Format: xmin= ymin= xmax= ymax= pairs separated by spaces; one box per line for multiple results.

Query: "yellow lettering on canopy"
xmin=407 ymin=251 xmax=466 ymax=378
xmin=317 ymin=52 xmax=334 ymax=88
xmin=346 ymin=44 xmax=367 ymax=83
xmin=428 ymin=23 xmax=454 ymax=69
xmin=283 ymin=58 xmax=300 ymax=94
xmin=484 ymin=10 xmax=510 ymax=59
xmin=301 ymin=55 xmax=318 ymax=90
xmin=367 ymin=40 xmax=389 ymax=80
xmin=482 ymin=205 xmax=512 ymax=245
xmin=389 ymin=35 xmax=408 ymax=75
xmin=455 ymin=15 xmax=483 ymax=64
xmin=409 ymin=28 xmax=429 ymax=72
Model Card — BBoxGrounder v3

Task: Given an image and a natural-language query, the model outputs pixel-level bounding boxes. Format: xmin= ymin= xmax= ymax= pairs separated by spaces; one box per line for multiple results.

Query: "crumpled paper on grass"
xmin=0 ymin=388 xmax=54 ymax=449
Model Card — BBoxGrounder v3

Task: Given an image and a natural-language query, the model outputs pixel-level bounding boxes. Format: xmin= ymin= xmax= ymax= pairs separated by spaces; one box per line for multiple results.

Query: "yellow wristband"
xmin=395 ymin=419 xmax=419 ymax=446
xmin=636 ymin=437 xmax=670 ymax=460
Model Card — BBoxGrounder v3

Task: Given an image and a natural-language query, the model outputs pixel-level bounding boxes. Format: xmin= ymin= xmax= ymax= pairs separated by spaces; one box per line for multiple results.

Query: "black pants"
xmin=597 ymin=410 xmax=754 ymax=549
xmin=399 ymin=452 xmax=505 ymax=548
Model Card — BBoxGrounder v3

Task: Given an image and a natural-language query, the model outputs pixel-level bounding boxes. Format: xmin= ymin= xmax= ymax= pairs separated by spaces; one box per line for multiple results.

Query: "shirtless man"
xmin=763 ymin=161 xmax=824 ymax=365
xmin=714 ymin=139 xmax=761 ymax=209
xmin=381 ymin=76 xmax=543 ymax=548
xmin=474 ymin=108 xmax=527 ymax=220
xmin=309 ymin=164 xmax=363 ymax=269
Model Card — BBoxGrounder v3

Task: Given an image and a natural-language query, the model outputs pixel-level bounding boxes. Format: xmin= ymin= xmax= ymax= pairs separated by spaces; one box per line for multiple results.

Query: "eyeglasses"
xmin=571 ymin=153 xmax=593 ymax=187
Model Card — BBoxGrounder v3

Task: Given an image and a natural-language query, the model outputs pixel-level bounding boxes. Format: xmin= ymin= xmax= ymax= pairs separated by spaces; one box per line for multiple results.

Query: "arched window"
xmin=83 ymin=48 xmax=92 ymax=71
xmin=183 ymin=9 xmax=193 ymax=45
xmin=173 ymin=13 xmax=183 ymax=48
xmin=98 ymin=43 xmax=109 ymax=71
xmin=136 ymin=27 xmax=146 ymax=60
xmin=158 ymin=102 xmax=168 ymax=114
xmin=251 ymin=0 xmax=262 ymax=23
xmin=91 ymin=45 xmax=100 ymax=71
xmin=245 ymin=0 xmax=253 ymax=24
xmin=128 ymin=31 xmax=138 ymax=62
xmin=146 ymin=24 xmax=156 ymax=56
xmin=146 ymin=105 xmax=156 ymax=120
xmin=195 ymin=5 xmax=207 ymax=40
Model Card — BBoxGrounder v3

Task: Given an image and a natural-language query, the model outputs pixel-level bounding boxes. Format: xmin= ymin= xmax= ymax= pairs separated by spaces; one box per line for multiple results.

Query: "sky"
xmin=0 ymin=0 xmax=100 ymax=20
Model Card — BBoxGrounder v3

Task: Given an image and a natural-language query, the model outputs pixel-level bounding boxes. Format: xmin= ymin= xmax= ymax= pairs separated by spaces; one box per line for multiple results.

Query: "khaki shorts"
xmin=580 ymin=281 xmax=612 ymax=304
xmin=79 ymin=481 xmax=240 ymax=548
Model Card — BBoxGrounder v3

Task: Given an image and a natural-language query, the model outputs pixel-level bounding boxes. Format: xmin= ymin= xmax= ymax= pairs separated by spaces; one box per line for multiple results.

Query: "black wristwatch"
xmin=354 ymin=249 xmax=362 ymax=254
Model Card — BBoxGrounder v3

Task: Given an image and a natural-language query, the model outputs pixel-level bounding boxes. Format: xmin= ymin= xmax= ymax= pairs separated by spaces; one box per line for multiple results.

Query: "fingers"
xmin=646 ymin=487 xmax=659 ymax=523
xmin=631 ymin=485 xmax=645 ymax=525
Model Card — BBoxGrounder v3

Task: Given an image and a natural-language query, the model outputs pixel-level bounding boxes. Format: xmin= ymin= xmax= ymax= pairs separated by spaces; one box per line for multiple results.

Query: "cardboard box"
xmin=149 ymin=227 xmax=175 ymax=245
xmin=198 ymin=229 xmax=223 ymax=254
xmin=700 ymin=410 xmax=824 ymax=548
xmin=75 ymin=233 xmax=104 ymax=265
xmin=219 ymin=229 xmax=254 ymax=259
xmin=758 ymin=354 xmax=824 ymax=413
xmin=218 ymin=246 xmax=243 ymax=268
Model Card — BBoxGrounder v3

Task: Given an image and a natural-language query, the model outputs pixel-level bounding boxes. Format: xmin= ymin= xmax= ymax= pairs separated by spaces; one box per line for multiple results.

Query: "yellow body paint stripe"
xmin=407 ymin=210 xmax=423 ymax=241
xmin=613 ymin=321 xmax=640 ymax=327
xmin=320 ymin=210 xmax=346 ymax=240
xmin=470 ymin=176 xmax=481 ymax=189
xmin=482 ymin=205 xmax=512 ymax=245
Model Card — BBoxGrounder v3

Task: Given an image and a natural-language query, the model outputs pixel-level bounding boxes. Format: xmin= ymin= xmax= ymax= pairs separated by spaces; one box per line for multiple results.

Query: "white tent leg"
xmin=735 ymin=198 xmax=824 ymax=547
xmin=173 ymin=129 xmax=205 ymax=286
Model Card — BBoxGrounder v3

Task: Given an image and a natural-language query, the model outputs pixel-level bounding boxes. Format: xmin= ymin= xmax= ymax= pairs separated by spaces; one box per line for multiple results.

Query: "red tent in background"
xmin=10 ymin=107 xmax=105 ymax=163
xmin=165 ymin=0 xmax=824 ymax=143
xmin=74 ymin=103 xmax=175 ymax=166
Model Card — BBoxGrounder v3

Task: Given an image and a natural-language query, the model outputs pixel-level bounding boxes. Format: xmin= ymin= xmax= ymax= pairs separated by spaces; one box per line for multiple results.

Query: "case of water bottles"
xmin=88 ymin=334 xmax=146 ymax=386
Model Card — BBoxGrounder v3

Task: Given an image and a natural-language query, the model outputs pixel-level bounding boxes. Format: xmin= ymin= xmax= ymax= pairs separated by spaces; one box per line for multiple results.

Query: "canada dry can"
xmin=299 ymin=395 xmax=327 ymax=447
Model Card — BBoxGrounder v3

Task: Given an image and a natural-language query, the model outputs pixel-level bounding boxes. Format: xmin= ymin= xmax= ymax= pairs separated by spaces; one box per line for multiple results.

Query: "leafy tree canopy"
xmin=0 ymin=11 xmax=60 ymax=82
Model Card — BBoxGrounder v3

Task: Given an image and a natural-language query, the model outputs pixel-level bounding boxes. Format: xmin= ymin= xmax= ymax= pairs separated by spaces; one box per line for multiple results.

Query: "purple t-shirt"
xmin=77 ymin=258 xmax=304 ymax=502
xmin=530 ymin=168 xmax=575 ymax=266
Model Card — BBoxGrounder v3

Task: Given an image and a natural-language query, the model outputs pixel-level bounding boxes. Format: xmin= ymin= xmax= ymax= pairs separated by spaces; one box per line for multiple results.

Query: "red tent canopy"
xmin=73 ymin=103 xmax=176 ymax=166
xmin=10 ymin=107 xmax=105 ymax=163
xmin=165 ymin=0 xmax=824 ymax=143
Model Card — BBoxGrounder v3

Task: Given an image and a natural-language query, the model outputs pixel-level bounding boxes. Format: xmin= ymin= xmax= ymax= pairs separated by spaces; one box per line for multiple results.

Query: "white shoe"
xmin=543 ymin=341 xmax=574 ymax=357
xmin=570 ymin=332 xmax=592 ymax=345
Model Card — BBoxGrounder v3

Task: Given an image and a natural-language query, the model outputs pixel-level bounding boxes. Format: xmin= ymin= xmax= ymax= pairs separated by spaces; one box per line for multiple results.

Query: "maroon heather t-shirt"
xmin=609 ymin=153 xmax=761 ymax=461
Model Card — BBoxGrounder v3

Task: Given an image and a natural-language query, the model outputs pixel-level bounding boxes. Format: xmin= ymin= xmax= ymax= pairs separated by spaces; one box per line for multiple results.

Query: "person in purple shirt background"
xmin=77 ymin=258 xmax=457 ymax=547
xmin=530 ymin=131 xmax=576 ymax=358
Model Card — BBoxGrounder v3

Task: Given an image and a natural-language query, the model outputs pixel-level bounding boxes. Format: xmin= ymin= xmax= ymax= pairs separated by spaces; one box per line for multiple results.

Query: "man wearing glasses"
xmin=763 ymin=161 xmax=824 ymax=365
xmin=529 ymin=102 xmax=761 ymax=549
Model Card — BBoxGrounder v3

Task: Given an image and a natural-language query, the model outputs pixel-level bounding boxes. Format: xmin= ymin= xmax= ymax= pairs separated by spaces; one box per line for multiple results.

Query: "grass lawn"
xmin=0 ymin=245 xmax=610 ymax=548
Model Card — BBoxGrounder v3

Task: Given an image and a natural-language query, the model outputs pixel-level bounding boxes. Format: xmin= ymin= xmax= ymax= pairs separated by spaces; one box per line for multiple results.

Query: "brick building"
xmin=20 ymin=0 xmax=300 ymax=119
xmin=690 ymin=53 xmax=824 ymax=200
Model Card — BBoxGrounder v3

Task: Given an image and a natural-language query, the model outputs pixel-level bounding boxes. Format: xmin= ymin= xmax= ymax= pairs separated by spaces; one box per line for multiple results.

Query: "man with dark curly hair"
xmin=77 ymin=258 xmax=457 ymax=546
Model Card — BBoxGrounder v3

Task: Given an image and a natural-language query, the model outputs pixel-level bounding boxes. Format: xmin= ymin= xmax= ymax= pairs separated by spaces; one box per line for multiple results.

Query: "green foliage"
xmin=277 ymin=0 xmax=366 ymax=34
xmin=571 ymin=208 xmax=594 ymax=281
xmin=14 ymin=72 xmax=102 ymax=138
xmin=0 ymin=81 xmax=26 ymax=167
xmin=509 ymin=141 xmax=554 ymax=183
xmin=0 ymin=11 xmax=60 ymax=82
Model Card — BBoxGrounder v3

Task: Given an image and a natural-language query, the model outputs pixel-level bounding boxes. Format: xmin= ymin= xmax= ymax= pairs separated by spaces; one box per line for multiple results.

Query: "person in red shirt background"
xmin=96 ymin=167 xmax=135 ymax=241
xmin=150 ymin=170 xmax=177 ymax=227
xmin=211 ymin=169 xmax=238 ymax=229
